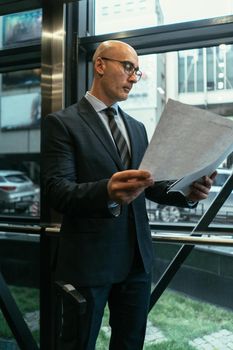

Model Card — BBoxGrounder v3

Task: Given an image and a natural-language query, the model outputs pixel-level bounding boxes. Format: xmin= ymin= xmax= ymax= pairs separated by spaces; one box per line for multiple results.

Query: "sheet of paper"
xmin=139 ymin=99 xmax=233 ymax=194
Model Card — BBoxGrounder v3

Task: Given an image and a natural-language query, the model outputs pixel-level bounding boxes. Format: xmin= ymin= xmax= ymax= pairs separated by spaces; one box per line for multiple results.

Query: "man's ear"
xmin=95 ymin=57 xmax=105 ymax=76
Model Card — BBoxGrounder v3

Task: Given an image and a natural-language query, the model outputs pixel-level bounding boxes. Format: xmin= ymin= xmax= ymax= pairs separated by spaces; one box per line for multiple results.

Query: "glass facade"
xmin=95 ymin=0 xmax=233 ymax=35
xmin=0 ymin=8 xmax=41 ymax=220
xmin=178 ymin=45 xmax=233 ymax=94
xmin=0 ymin=68 xmax=41 ymax=218
xmin=0 ymin=9 xmax=42 ymax=49
xmin=118 ymin=48 xmax=233 ymax=225
xmin=0 ymin=1 xmax=232 ymax=349
xmin=95 ymin=0 xmax=163 ymax=34
xmin=160 ymin=0 xmax=233 ymax=25
xmin=1 ymin=69 xmax=41 ymax=131
xmin=0 ymin=232 xmax=40 ymax=347
xmin=96 ymin=242 xmax=233 ymax=349
xmin=0 ymin=7 xmax=41 ymax=345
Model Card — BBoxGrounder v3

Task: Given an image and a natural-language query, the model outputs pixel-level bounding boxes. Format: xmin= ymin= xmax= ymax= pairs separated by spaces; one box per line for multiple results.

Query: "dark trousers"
xmin=57 ymin=248 xmax=152 ymax=350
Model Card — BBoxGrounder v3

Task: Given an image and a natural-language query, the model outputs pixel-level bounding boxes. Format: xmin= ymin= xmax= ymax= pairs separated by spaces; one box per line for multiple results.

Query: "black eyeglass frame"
xmin=100 ymin=57 xmax=142 ymax=81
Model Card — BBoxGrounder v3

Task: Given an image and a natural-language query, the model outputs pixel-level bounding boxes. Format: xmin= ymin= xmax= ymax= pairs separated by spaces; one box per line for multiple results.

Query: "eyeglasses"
xmin=100 ymin=57 xmax=142 ymax=81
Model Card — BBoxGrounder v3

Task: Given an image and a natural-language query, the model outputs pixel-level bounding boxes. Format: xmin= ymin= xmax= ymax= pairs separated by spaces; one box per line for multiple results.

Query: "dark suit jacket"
xmin=42 ymin=97 xmax=190 ymax=287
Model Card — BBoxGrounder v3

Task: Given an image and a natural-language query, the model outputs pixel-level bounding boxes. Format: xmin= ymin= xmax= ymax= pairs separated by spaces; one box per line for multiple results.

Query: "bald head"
xmin=92 ymin=40 xmax=138 ymax=64
xmin=90 ymin=40 xmax=139 ymax=105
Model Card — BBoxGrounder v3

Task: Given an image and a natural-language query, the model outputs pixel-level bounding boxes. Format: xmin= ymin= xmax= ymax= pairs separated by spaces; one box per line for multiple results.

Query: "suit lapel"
xmin=77 ymin=97 xmax=124 ymax=170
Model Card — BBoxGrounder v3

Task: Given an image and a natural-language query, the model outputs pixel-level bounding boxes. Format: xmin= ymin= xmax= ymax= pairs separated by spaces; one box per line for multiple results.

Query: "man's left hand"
xmin=187 ymin=171 xmax=218 ymax=202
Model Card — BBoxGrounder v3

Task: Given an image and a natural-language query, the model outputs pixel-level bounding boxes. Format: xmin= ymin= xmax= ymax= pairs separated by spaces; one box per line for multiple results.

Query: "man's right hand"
xmin=107 ymin=169 xmax=154 ymax=205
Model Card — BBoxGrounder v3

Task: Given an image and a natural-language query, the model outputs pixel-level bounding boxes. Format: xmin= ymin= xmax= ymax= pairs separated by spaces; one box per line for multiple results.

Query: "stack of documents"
xmin=140 ymin=99 xmax=233 ymax=195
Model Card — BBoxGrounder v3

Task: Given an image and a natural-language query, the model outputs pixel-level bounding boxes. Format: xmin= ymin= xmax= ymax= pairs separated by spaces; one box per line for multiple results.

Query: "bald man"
xmin=42 ymin=40 xmax=215 ymax=350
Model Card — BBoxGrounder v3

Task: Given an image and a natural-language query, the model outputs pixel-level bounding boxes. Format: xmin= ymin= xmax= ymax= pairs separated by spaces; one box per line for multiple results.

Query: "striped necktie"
xmin=105 ymin=107 xmax=130 ymax=169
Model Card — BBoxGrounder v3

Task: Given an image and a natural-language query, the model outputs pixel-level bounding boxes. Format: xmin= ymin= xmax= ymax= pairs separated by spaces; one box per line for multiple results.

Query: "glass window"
xmin=187 ymin=55 xmax=195 ymax=92
xmin=120 ymin=54 xmax=160 ymax=141
xmin=226 ymin=46 xmax=233 ymax=88
xmin=207 ymin=47 xmax=215 ymax=91
xmin=160 ymin=0 xmax=233 ymax=25
xmin=0 ymin=9 xmax=42 ymax=49
xmin=5 ymin=173 xmax=29 ymax=182
xmin=196 ymin=49 xmax=204 ymax=92
xmin=177 ymin=45 xmax=233 ymax=95
xmin=178 ymin=55 xmax=185 ymax=93
xmin=0 ymin=164 xmax=40 ymax=217
xmin=94 ymin=0 xmax=233 ymax=35
xmin=213 ymin=172 xmax=230 ymax=187
xmin=117 ymin=45 xmax=233 ymax=225
xmin=0 ymin=69 xmax=41 ymax=131
xmin=149 ymin=242 xmax=233 ymax=347
xmin=216 ymin=46 xmax=225 ymax=90
xmin=0 ymin=231 xmax=40 ymax=345
xmin=0 ymin=68 xmax=41 ymax=218
xmin=96 ymin=242 xmax=233 ymax=349
xmin=95 ymin=0 xmax=161 ymax=34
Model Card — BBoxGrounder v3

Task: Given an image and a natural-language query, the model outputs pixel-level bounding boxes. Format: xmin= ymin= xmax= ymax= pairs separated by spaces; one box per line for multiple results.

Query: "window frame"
xmin=0 ymin=1 xmax=42 ymax=224
xmin=73 ymin=3 xmax=233 ymax=230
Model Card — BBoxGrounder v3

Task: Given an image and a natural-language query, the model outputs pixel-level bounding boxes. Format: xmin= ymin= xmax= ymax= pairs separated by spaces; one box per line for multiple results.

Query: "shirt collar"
xmin=85 ymin=91 xmax=119 ymax=114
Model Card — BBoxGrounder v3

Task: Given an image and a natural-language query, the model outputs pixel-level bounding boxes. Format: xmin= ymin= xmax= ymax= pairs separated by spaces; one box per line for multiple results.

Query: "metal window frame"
xmin=0 ymin=1 xmax=42 ymax=72
xmin=0 ymin=2 xmax=42 ymax=229
xmin=74 ymin=11 xmax=233 ymax=110
xmin=1 ymin=2 xmax=233 ymax=350
xmin=78 ymin=15 xmax=233 ymax=55
xmin=0 ymin=0 xmax=41 ymax=16
xmin=76 ymin=0 xmax=233 ymax=319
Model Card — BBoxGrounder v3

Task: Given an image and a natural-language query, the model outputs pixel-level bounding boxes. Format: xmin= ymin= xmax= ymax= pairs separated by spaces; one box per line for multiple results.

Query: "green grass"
xmin=1 ymin=286 xmax=233 ymax=349
xmin=96 ymin=289 xmax=233 ymax=349
xmin=0 ymin=286 xmax=39 ymax=341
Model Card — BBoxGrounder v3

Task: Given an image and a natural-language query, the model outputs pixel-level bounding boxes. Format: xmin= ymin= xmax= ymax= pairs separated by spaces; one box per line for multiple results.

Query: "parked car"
xmin=0 ymin=170 xmax=37 ymax=213
xmin=147 ymin=168 xmax=233 ymax=223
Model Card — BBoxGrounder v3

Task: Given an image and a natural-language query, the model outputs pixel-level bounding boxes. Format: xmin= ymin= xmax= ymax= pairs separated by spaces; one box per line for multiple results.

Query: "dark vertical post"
xmin=40 ymin=0 xmax=66 ymax=348
xmin=0 ymin=272 xmax=38 ymax=350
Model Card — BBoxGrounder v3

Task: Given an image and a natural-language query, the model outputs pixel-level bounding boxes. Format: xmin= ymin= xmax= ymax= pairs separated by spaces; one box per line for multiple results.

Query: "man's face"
xmin=97 ymin=46 xmax=140 ymax=105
